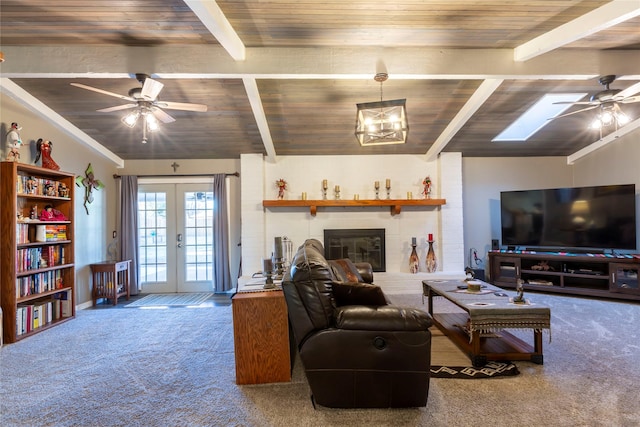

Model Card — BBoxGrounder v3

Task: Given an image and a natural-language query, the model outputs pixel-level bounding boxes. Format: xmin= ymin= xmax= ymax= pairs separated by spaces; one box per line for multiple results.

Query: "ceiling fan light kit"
xmin=70 ymin=73 xmax=207 ymax=144
xmin=355 ymin=73 xmax=409 ymax=146
xmin=552 ymin=75 xmax=639 ymax=134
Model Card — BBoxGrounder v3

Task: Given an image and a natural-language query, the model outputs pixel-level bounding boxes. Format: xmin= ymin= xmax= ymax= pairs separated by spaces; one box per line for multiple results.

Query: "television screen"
xmin=500 ymin=184 xmax=637 ymax=251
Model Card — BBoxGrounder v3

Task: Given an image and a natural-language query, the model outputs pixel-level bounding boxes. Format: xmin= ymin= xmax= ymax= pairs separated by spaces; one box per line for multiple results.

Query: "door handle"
xmin=177 ymin=233 xmax=183 ymax=248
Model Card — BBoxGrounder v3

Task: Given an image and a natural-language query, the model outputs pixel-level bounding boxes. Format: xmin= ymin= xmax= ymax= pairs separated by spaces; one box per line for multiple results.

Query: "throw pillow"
xmin=329 ymin=259 xmax=364 ymax=283
xmin=332 ymin=282 xmax=387 ymax=307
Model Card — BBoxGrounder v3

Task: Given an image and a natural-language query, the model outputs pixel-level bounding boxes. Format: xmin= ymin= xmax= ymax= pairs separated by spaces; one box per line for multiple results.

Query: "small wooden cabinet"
xmin=232 ymin=290 xmax=291 ymax=384
xmin=90 ymin=260 xmax=131 ymax=306
xmin=488 ymin=251 xmax=640 ymax=301
xmin=1 ymin=162 xmax=76 ymax=344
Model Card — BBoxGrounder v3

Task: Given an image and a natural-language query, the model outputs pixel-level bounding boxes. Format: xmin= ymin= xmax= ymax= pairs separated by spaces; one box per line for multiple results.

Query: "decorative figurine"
xmin=39 ymin=204 xmax=67 ymax=221
xmin=35 ymin=139 xmax=60 ymax=170
xmin=276 ymin=178 xmax=287 ymax=200
xmin=422 ymin=176 xmax=432 ymax=199
xmin=513 ymin=279 xmax=526 ymax=304
xmin=5 ymin=122 xmax=23 ymax=161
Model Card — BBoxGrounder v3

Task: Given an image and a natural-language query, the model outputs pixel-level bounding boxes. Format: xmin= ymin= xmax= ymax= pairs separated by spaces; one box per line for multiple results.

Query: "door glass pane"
xmin=138 ymin=192 xmax=167 ymax=283
xmin=184 ymin=191 xmax=214 ymax=281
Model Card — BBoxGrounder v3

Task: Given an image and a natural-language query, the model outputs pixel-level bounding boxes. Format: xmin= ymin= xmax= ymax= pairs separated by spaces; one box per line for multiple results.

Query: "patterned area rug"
xmin=430 ymin=361 xmax=520 ymax=379
xmin=125 ymin=293 xmax=213 ymax=308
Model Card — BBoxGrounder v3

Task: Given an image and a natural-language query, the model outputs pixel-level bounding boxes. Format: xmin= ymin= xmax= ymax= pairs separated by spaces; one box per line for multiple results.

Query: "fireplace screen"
xmin=324 ymin=229 xmax=385 ymax=272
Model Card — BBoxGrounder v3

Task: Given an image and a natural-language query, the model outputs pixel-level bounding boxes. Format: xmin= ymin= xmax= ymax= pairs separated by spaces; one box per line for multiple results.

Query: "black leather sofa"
xmin=281 ymin=239 xmax=433 ymax=408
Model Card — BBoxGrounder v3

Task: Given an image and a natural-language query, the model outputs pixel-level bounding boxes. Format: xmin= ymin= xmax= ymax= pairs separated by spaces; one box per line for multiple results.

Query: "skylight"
xmin=492 ymin=93 xmax=588 ymax=142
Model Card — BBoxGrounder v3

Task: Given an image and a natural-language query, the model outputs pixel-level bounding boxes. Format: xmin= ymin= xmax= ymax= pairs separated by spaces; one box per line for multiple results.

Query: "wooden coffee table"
xmin=423 ymin=279 xmax=550 ymax=367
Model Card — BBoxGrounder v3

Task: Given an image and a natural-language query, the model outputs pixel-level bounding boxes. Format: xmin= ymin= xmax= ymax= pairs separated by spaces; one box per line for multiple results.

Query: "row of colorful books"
xmin=16 ymin=245 xmax=66 ymax=272
xmin=16 ymin=175 xmax=70 ymax=198
xmin=16 ymin=270 xmax=64 ymax=298
xmin=16 ymin=223 xmax=30 ymax=244
xmin=16 ymin=293 xmax=72 ymax=336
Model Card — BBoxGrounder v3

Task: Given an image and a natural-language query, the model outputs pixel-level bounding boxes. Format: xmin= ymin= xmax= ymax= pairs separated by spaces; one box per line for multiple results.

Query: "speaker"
xmin=491 ymin=239 xmax=499 ymax=251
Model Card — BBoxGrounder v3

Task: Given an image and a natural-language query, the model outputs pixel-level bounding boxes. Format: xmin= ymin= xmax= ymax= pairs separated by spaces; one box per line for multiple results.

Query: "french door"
xmin=138 ymin=183 xmax=215 ymax=293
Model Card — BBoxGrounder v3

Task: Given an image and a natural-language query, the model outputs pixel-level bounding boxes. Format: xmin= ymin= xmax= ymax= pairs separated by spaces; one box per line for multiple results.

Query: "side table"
xmin=232 ymin=290 xmax=291 ymax=384
xmin=90 ymin=260 xmax=131 ymax=306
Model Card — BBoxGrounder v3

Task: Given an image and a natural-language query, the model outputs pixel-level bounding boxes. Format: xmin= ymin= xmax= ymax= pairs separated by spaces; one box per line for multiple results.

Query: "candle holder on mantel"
xmin=409 ymin=238 xmax=419 ymax=274
xmin=426 ymin=234 xmax=437 ymax=273
xmin=334 ymin=185 xmax=341 ymax=200
xmin=374 ymin=181 xmax=380 ymax=200
xmin=385 ymin=179 xmax=391 ymax=199
xmin=322 ymin=179 xmax=328 ymax=200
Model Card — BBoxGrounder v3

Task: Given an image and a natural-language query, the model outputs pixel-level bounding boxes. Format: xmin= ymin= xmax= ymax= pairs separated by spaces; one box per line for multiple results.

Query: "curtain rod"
xmin=113 ymin=172 xmax=239 ymax=179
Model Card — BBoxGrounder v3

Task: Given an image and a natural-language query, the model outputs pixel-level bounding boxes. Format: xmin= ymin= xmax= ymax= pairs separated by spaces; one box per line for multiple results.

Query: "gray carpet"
xmin=1 ymin=292 xmax=639 ymax=426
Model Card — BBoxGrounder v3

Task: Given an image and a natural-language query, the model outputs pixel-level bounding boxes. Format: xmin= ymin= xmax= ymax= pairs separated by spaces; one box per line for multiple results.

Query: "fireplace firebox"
xmin=324 ymin=229 xmax=385 ymax=272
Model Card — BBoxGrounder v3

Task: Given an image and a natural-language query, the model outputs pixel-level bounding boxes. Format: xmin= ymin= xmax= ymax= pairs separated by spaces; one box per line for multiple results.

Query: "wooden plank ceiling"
xmin=1 ymin=0 xmax=640 ymax=161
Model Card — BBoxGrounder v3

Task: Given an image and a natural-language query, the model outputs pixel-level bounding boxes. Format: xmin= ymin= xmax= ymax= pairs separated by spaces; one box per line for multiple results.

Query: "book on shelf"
xmin=16 ymin=299 xmax=62 ymax=336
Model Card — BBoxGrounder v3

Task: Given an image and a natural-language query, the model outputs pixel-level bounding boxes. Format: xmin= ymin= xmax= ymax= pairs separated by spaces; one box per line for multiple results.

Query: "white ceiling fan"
xmin=70 ymin=74 xmax=208 ymax=142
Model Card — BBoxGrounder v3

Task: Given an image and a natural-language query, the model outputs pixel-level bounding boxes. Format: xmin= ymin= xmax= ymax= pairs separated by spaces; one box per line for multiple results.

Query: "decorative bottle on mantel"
xmin=426 ymin=233 xmax=437 ymax=273
xmin=409 ymin=237 xmax=419 ymax=274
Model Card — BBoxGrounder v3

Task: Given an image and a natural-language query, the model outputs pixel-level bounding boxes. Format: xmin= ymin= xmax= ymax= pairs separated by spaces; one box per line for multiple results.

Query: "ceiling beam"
xmin=183 ymin=0 xmax=246 ymax=61
xmin=425 ymin=79 xmax=504 ymax=161
xmin=514 ymin=0 xmax=640 ymax=62
xmin=2 ymin=46 xmax=638 ymax=79
xmin=567 ymin=118 xmax=640 ymax=165
xmin=0 ymin=78 xmax=124 ymax=167
xmin=242 ymin=78 xmax=276 ymax=162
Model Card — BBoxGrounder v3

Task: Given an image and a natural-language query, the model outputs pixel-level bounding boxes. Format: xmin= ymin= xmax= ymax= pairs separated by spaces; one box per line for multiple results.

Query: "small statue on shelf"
xmin=276 ymin=178 xmax=287 ymax=200
xmin=58 ymin=183 xmax=70 ymax=198
xmin=422 ymin=175 xmax=432 ymax=199
xmin=39 ymin=204 xmax=67 ymax=221
xmin=5 ymin=122 xmax=23 ymax=162
xmin=35 ymin=138 xmax=60 ymax=170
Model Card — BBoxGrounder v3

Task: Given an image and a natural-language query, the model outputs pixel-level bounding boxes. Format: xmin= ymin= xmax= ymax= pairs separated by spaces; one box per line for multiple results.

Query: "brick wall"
xmin=240 ymin=153 xmax=464 ymax=276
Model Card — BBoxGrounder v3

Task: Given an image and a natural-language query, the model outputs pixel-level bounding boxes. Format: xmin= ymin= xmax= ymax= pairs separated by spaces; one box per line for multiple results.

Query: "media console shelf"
xmin=263 ymin=198 xmax=446 ymax=216
xmin=488 ymin=251 xmax=640 ymax=302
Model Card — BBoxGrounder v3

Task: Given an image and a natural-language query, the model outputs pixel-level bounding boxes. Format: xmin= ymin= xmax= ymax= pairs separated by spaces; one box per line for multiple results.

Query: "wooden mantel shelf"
xmin=263 ymin=198 xmax=446 ymax=216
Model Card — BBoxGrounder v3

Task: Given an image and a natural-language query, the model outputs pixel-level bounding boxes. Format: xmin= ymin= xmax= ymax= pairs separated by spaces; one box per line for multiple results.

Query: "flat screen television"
xmin=500 ymin=184 xmax=637 ymax=251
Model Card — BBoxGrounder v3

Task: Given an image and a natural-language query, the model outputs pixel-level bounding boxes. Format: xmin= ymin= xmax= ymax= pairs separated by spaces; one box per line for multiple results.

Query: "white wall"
xmin=461 ymin=126 xmax=640 ymax=271
xmin=1 ymin=93 xmax=119 ymax=305
xmin=241 ymin=153 xmax=465 ymax=276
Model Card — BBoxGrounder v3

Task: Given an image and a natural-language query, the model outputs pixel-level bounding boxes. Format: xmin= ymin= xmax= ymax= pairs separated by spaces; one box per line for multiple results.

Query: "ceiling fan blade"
xmin=140 ymin=78 xmax=164 ymax=101
xmin=552 ymin=101 xmax=597 ymax=106
xmin=70 ymin=83 xmax=136 ymax=101
xmin=151 ymin=107 xmax=176 ymax=124
xmin=552 ymin=105 xmax=599 ymax=119
xmin=96 ymin=103 xmax=138 ymax=113
xmin=615 ymin=82 xmax=640 ymax=100
xmin=157 ymin=101 xmax=208 ymax=112
xmin=620 ymin=95 xmax=640 ymax=104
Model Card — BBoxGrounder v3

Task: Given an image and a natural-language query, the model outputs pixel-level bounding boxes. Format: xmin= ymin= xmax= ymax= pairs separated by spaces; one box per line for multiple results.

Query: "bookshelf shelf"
xmin=1 ymin=161 xmax=76 ymax=344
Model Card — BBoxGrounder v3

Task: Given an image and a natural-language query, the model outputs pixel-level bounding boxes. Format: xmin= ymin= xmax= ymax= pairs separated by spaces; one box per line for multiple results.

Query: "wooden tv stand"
xmin=488 ymin=251 xmax=640 ymax=302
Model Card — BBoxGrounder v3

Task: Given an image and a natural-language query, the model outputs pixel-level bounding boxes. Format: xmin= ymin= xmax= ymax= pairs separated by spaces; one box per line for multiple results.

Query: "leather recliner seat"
xmin=282 ymin=239 xmax=433 ymax=408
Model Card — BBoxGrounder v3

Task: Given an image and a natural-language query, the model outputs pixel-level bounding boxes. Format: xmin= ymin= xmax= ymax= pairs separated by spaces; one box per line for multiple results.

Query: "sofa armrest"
xmin=354 ymin=262 xmax=374 ymax=283
xmin=335 ymin=305 xmax=432 ymax=331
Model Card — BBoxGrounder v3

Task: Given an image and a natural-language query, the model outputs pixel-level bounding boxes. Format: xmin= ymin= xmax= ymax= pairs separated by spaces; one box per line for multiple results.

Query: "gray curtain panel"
xmin=120 ymin=175 xmax=140 ymax=294
xmin=212 ymin=174 xmax=232 ymax=293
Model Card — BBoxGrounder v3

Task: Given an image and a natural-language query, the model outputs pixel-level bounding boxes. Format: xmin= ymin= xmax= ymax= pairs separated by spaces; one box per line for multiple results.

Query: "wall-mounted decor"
xmin=76 ymin=163 xmax=104 ymax=214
